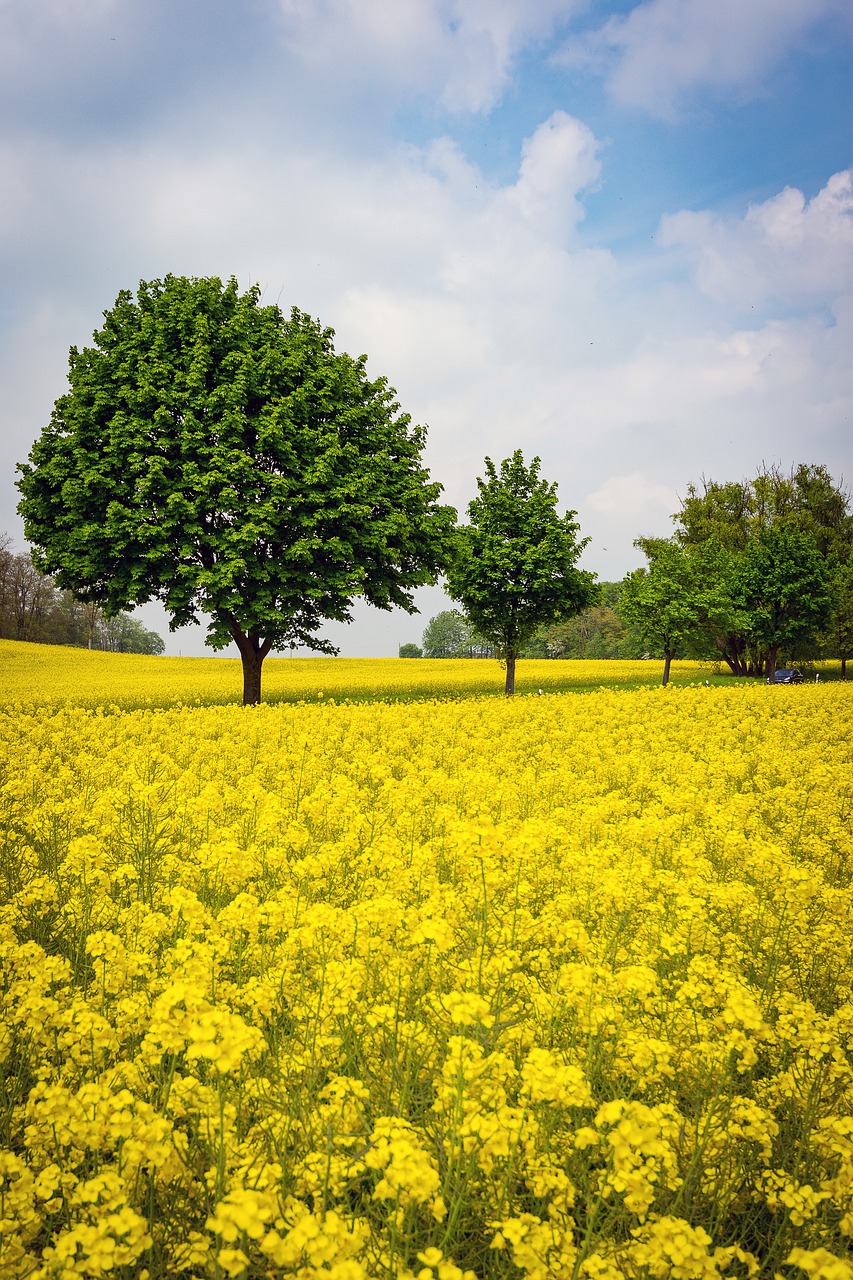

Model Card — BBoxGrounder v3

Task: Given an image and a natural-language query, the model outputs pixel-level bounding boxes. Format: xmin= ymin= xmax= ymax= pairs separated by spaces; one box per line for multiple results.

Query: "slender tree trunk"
xmin=84 ymin=601 xmax=99 ymax=650
xmin=662 ymin=648 xmax=673 ymax=687
xmin=841 ymin=656 xmax=847 ymax=680
xmin=765 ymin=643 xmax=779 ymax=684
xmin=505 ymin=650 xmax=516 ymax=697
xmin=226 ymin=616 xmax=274 ymax=706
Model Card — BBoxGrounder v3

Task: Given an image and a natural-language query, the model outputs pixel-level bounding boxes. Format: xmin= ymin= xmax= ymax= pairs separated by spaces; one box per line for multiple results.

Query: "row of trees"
xmin=409 ymin=466 xmax=853 ymax=686
xmin=408 ymin=611 xmax=494 ymax=659
xmin=14 ymin=274 xmax=851 ymax=700
xmin=0 ymin=536 xmax=164 ymax=653
xmin=622 ymin=465 xmax=853 ymax=684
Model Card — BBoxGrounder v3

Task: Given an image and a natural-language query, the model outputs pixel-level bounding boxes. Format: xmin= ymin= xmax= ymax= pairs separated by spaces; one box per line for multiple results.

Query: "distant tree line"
xmin=406 ymin=465 xmax=853 ymax=683
xmin=410 ymin=585 xmax=643 ymax=660
xmin=0 ymin=536 xmax=164 ymax=654
xmin=420 ymin=610 xmax=495 ymax=659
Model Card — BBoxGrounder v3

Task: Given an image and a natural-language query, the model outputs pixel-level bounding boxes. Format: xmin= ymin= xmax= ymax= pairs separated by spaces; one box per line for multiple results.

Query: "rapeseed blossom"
xmin=0 ymin=639 xmax=730 ymax=708
xmin=0 ymin=665 xmax=851 ymax=1277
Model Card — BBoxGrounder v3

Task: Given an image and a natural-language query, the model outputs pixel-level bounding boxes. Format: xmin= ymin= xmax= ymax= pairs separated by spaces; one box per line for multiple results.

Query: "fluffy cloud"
xmin=275 ymin=0 xmax=579 ymax=112
xmin=659 ymin=171 xmax=853 ymax=309
xmin=505 ymin=111 xmax=600 ymax=238
xmin=581 ymin=473 xmax=679 ymax=567
xmin=560 ymin=0 xmax=848 ymax=115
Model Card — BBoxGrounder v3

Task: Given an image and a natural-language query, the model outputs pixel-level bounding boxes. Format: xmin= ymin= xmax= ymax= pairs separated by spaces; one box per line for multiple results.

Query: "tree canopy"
xmin=421 ymin=610 xmax=493 ymax=659
xmin=17 ymin=275 xmax=454 ymax=703
xmin=667 ymin=463 xmax=850 ymax=677
xmin=730 ymin=525 xmax=833 ymax=682
xmin=676 ymin=464 xmax=852 ymax=558
xmin=620 ymin=540 xmax=718 ymax=685
xmin=446 ymin=452 xmax=597 ymax=694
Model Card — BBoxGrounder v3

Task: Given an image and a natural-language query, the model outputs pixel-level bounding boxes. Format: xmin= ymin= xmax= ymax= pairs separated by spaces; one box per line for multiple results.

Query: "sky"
xmin=1 ymin=0 xmax=852 ymax=657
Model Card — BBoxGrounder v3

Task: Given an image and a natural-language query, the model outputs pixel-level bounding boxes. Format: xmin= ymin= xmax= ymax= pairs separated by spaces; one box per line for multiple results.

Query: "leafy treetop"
xmin=446 ymin=451 xmax=598 ymax=694
xmin=17 ymin=275 xmax=455 ymax=703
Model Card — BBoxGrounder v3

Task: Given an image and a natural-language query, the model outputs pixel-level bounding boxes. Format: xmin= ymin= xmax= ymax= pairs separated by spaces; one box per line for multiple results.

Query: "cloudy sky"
xmin=2 ymin=0 xmax=852 ymax=656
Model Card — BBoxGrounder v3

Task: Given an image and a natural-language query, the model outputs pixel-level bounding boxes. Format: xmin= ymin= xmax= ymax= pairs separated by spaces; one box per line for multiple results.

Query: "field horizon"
xmin=0 ymin=638 xmax=842 ymax=711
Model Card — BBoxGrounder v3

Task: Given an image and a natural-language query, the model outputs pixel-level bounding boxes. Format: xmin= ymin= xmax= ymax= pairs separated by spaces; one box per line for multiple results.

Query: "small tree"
xmin=17 ymin=275 xmax=454 ymax=704
xmin=421 ymin=609 xmax=493 ymax=658
xmin=398 ymin=642 xmax=423 ymax=658
xmin=620 ymin=540 xmax=715 ymax=686
xmin=446 ymin=452 xmax=597 ymax=695
xmin=422 ymin=610 xmax=467 ymax=658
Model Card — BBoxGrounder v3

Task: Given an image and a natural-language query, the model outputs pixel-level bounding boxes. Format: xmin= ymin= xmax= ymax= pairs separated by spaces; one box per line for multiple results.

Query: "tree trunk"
xmin=84 ymin=601 xmax=99 ymax=650
xmin=505 ymin=651 xmax=516 ymax=697
xmin=841 ymin=656 xmax=847 ymax=680
xmin=226 ymin=617 xmax=274 ymax=706
xmin=719 ymin=635 xmax=747 ymax=676
xmin=241 ymin=648 xmax=263 ymax=705
xmin=765 ymin=643 xmax=779 ymax=684
xmin=662 ymin=648 xmax=673 ymax=687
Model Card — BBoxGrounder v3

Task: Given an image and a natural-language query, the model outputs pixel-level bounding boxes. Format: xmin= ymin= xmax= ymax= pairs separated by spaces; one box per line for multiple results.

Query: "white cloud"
xmin=505 ymin=111 xmax=600 ymax=239
xmin=560 ymin=0 xmax=847 ymax=115
xmin=586 ymin=472 xmax=677 ymax=524
xmin=659 ymin=170 xmax=853 ymax=308
xmin=582 ymin=473 xmax=678 ymax=565
xmin=275 ymin=0 xmax=579 ymax=112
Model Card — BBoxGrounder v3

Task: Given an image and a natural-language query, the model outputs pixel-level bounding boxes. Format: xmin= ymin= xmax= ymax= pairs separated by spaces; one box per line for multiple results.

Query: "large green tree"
xmin=17 ymin=276 xmax=454 ymax=703
xmin=672 ymin=464 xmax=851 ymax=675
xmin=731 ymin=526 xmax=834 ymax=682
xmin=446 ymin=452 xmax=597 ymax=695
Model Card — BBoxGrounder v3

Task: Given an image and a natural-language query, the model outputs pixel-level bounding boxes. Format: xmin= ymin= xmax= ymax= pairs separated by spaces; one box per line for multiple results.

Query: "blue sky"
xmin=1 ymin=0 xmax=851 ymax=656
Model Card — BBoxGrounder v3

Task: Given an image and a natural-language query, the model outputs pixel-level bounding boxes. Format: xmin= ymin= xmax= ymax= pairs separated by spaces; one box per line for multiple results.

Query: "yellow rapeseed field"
xmin=0 ymin=640 xmax=726 ymax=709
xmin=1 ymin=651 xmax=852 ymax=1278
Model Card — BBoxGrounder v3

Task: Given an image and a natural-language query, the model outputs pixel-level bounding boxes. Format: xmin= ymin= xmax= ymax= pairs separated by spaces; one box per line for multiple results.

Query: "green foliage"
xmin=730 ymin=525 xmax=834 ymax=679
xmin=0 ymin=539 xmax=163 ymax=652
xmin=524 ymin=583 xmax=643 ymax=659
xmin=671 ymin=463 xmax=851 ymax=676
xmin=620 ymin=540 xmax=723 ymax=685
xmin=99 ymin=613 xmax=166 ymax=655
xmin=421 ymin=609 xmax=493 ymax=658
xmin=676 ymin=463 xmax=853 ymax=557
xmin=397 ymin=643 xmax=423 ymax=658
xmin=17 ymin=275 xmax=454 ymax=702
xmin=824 ymin=560 xmax=853 ymax=676
xmin=446 ymin=452 xmax=597 ymax=693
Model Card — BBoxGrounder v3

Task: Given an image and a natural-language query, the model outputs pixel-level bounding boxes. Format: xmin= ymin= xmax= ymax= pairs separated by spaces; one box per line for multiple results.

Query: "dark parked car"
xmin=770 ymin=668 xmax=804 ymax=684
